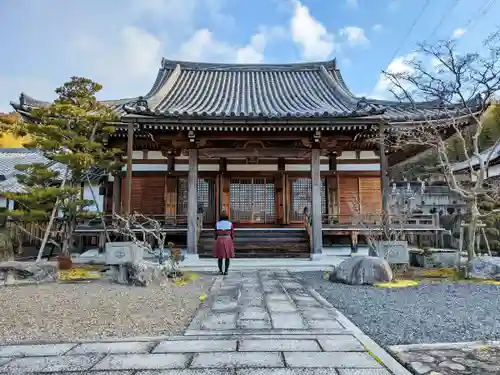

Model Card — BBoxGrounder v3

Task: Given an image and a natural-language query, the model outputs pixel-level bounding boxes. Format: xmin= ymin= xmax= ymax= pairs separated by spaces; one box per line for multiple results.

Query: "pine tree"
xmin=2 ymin=77 xmax=123 ymax=257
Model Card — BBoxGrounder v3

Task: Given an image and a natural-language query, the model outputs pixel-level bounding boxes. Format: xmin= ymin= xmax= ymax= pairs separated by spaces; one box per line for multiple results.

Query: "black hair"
xmin=220 ymin=213 xmax=229 ymax=221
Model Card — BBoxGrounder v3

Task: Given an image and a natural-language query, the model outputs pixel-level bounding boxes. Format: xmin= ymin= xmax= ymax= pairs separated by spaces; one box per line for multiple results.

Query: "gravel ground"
xmin=298 ymin=271 xmax=500 ymax=348
xmin=0 ymin=274 xmax=215 ymax=344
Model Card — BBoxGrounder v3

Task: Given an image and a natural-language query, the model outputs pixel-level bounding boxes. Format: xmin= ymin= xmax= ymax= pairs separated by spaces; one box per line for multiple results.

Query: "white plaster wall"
xmin=339 ymin=151 xmax=357 ymax=159
xmin=175 ymin=164 xmax=220 ymax=171
xmin=122 ymin=164 xmax=169 ymax=172
xmin=489 ymin=164 xmax=500 ymax=178
xmin=360 ymin=151 xmax=378 ymax=159
xmin=83 ymin=183 xmax=104 ymax=213
xmin=0 ymin=197 xmax=13 ymax=210
xmin=147 ymin=151 xmax=166 ymax=159
xmin=337 ymin=164 xmax=381 ymax=171
xmin=285 ymin=164 xmax=330 ymax=171
xmin=227 ymin=164 xmax=278 ymax=171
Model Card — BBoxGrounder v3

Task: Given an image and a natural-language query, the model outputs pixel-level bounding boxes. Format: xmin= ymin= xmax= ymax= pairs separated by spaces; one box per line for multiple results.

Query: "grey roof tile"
xmin=0 ymin=149 xmax=102 ymax=192
xmin=0 ymin=149 xmax=54 ymax=179
xmin=0 ymin=176 xmax=27 ymax=193
xmin=11 ymin=58 xmax=485 ymax=123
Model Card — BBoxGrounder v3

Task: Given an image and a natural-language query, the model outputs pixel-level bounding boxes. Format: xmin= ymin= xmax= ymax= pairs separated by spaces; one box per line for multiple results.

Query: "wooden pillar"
xmin=124 ymin=122 xmax=134 ymax=215
xmin=164 ymin=155 xmax=175 ymax=219
xmin=187 ymin=149 xmax=198 ymax=255
xmin=112 ymin=175 xmax=122 ymax=215
xmin=217 ymin=158 xmax=227 ymax=221
xmin=220 ymin=159 xmax=229 ymax=217
xmin=379 ymin=122 xmax=390 ymax=237
xmin=277 ymin=158 xmax=285 ymax=224
xmin=311 ymin=148 xmax=323 ymax=257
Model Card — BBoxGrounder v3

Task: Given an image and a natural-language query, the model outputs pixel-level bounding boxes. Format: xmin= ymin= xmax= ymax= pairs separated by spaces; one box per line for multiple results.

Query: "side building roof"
xmin=11 ymin=58 xmax=485 ymax=124
xmin=0 ymin=148 xmax=103 ymax=194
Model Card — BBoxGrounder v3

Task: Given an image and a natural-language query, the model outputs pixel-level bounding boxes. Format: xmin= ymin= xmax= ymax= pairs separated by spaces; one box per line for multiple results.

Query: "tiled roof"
xmin=0 ymin=149 xmax=102 ymax=195
xmin=11 ymin=58 xmax=485 ymax=123
xmin=0 ymin=176 xmax=27 ymax=194
xmin=10 ymin=94 xmax=132 ymax=117
xmin=121 ymin=59 xmax=385 ymax=119
xmin=0 ymin=148 xmax=67 ymax=180
xmin=120 ymin=59 xmax=484 ymax=122
xmin=452 ymin=144 xmax=500 ymax=172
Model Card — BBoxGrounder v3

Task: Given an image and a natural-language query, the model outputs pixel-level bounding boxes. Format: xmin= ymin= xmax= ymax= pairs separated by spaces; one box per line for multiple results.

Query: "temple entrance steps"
xmin=198 ymin=228 xmax=310 ymax=258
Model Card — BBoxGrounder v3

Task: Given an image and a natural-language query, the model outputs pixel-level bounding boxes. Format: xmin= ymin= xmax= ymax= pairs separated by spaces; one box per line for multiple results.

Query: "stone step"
xmin=200 ymin=229 xmax=310 ymax=258
xmin=201 ymin=230 xmax=307 ymax=239
xmin=180 ymin=257 xmax=344 ymax=271
xmin=199 ymin=252 xmax=310 ymax=259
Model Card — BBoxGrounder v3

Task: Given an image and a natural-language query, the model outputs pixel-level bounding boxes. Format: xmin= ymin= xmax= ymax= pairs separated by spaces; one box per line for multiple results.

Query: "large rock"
xmin=128 ymin=260 xmax=169 ymax=287
xmin=468 ymin=256 xmax=500 ymax=280
xmin=329 ymin=256 xmax=393 ymax=285
xmin=0 ymin=261 xmax=59 ymax=285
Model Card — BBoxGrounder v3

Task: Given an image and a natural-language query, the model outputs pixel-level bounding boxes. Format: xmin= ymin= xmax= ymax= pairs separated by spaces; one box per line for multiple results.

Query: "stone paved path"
xmin=390 ymin=341 xmax=500 ymax=374
xmin=0 ymin=270 xmax=410 ymax=374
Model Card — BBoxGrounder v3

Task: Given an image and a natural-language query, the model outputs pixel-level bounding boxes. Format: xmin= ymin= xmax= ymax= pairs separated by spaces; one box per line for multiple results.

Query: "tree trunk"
xmin=467 ymin=199 xmax=479 ymax=265
xmin=61 ymin=220 xmax=76 ymax=257
xmin=37 ymin=170 xmax=68 ymax=262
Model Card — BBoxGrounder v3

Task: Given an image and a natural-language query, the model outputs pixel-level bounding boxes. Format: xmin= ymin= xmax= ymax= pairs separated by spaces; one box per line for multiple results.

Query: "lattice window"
xmin=229 ymin=177 xmax=276 ymax=223
xmin=177 ymin=177 xmax=216 ymax=223
xmin=290 ymin=178 xmax=327 ymax=222
xmin=177 ymin=178 xmax=188 ymax=216
xmin=198 ymin=178 xmax=216 ymax=223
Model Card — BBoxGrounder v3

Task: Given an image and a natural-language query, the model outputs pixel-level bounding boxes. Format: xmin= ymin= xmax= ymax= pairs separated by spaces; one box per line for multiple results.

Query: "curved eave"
xmin=121 ymin=104 xmax=387 ymax=119
xmin=160 ymin=58 xmax=338 ymax=71
xmin=112 ymin=123 xmax=376 ymax=135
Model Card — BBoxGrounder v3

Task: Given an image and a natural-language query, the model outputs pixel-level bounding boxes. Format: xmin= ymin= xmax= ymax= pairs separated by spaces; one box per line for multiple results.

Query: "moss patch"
xmin=362 ymin=344 xmax=385 ymax=366
xmin=374 ymin=280 xmax=421 ymax=288
xmin=59 ymin=267 xmax=104 ymax=281
xmin=421 ymin=268 xmax=458 ymax=278
xmin=173 ymin=272 xmax=199 ymax=286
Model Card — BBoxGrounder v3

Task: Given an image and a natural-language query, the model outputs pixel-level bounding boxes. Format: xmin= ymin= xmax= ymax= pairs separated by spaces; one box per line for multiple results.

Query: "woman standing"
xmin=213 ymin=213 xmax=235 ymax=275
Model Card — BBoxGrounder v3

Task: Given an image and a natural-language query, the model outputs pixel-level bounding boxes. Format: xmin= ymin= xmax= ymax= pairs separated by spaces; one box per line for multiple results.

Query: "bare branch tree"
xmin=111 ymin=212 xmax=182 ymax=275
xmin=348 ymin=193 xmax=414 ymax=256
xmin=382 ymin=31 xmax=500 ymax=265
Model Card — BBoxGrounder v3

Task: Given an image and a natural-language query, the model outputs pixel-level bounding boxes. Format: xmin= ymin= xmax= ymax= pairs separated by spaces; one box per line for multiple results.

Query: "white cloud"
xmin=290 ymin=0 xmax=335 ymax=60
xmin=341 ymin=58 xmax=352 ymax=67
xmin=430 ymin=57 xmax=443 ymax=72
xmin=339 ymin=26 xmax=369 ymax=47
xmin=0 ymin=0 xmax=284 ymax=111
xmin=452 ymin=28 xmax=467 ymax=39
xmin=177 ymin=28 xmax=269 ymax=63
xmin=130 ymin=0 xmax=233 ymax=29
xmin=131 ymin=0 xmax=197 ymax=20
xmin=346 ymin=0 xmax=358 ymax=8
xmin=0 ymin=76 xmax=56 ymax=112
xmin=236 ymin=33 xmax=267 ymax=63
xmin=372 ymin=24 xmax=383 ymax=32
xmin=388 ymin=0 xmax=400 ymax=12
xmin=371 ymin=53 xmax=418 ymax=99
xmin=72 ymin=26 xmax=163 ymax=98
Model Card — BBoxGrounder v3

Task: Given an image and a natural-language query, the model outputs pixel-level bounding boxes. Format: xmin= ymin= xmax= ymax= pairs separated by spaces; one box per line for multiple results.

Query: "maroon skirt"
xmin=213 ymin=230 xmax=235 ymax=258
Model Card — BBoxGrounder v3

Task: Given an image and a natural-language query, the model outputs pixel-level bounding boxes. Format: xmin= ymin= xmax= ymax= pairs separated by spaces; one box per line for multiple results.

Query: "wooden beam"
xmin=379 ymin=122 xmax=390 ymax=238
xmin=311 ymin=148 xmax=323 ymax=257
xmin=187 ymin=149 xmax=198 ymax=255
xmin=124 ymin=122 xmax=134 ymax=215
xmin=112 ymin=175 xmax=122 ymax=215
xmin=199 ymin=148 xmax=312 ymax=159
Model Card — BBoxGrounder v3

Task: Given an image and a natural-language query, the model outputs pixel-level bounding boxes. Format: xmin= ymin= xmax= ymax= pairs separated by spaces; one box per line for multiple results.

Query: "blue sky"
xmin=0 ymin=0 xmax=498 ymax=111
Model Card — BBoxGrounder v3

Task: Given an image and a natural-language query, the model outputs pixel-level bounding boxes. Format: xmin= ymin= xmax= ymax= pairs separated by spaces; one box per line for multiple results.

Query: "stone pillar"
xmin=124 ymin=122 xmax=134 ymax=215
xmin=311 ymin=148 xmax=323 ymax=258
xmin=187 ymin=148 xmax=198 ymax=256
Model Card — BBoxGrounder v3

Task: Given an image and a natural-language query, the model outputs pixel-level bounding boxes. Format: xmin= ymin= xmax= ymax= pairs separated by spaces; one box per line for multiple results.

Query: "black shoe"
xmin=223 ymin=272 xmax=228 ymax=275
xmin=219 ymin=271 xmax=224 ymax=275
